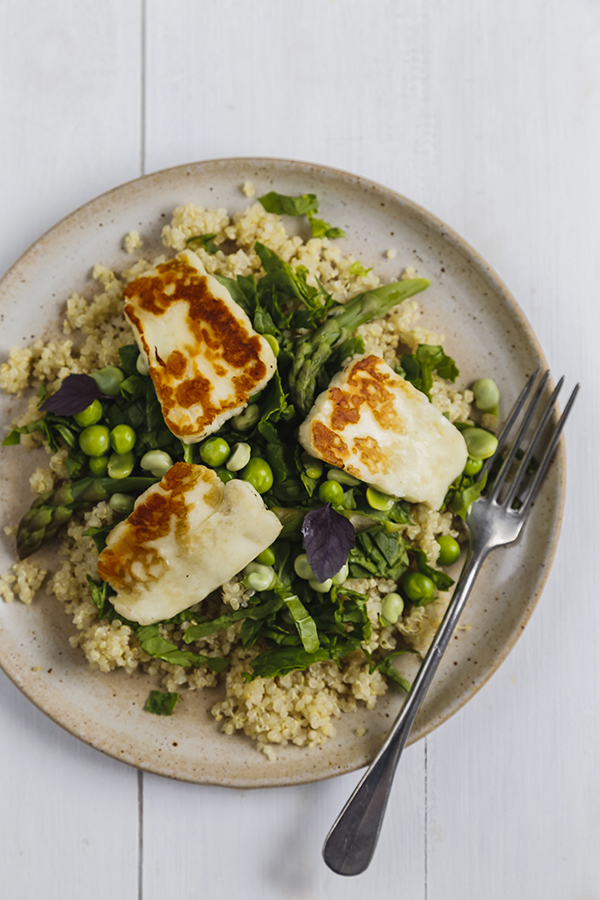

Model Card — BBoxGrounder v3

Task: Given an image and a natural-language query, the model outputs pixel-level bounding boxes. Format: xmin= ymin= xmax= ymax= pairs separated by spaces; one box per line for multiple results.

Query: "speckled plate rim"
xmin=0 ymin=157 xmax=565 ymax=787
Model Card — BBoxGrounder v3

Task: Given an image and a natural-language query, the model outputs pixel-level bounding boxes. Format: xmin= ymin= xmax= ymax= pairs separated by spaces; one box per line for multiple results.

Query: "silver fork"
xmin=323 ymin=369 xmax=580 ymax=877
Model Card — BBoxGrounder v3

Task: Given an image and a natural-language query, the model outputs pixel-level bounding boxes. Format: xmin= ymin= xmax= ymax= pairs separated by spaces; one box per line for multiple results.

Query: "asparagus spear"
xmin=289 ymin=278 xmax=430 ymax=415
xmin=16 ymin=476 xmax=158 ymax=560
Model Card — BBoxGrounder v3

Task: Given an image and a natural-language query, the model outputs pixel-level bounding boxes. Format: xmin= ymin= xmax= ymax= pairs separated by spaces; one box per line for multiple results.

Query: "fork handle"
xmin=323 ymin=543 xmax=489 ymax=876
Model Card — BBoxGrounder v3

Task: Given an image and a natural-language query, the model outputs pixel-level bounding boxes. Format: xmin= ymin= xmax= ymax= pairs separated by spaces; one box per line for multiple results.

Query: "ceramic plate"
xmin=0 ymin=158 xmax=564 ymax=787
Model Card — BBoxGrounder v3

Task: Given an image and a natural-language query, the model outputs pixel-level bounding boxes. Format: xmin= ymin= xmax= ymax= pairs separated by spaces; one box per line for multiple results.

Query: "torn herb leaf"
xmin=186 ymin=233 xmax=218 ymax=253
xmin=144 ymin=690 xmax=179 ymax=716
xmin=40 ymin=374 xmax=106 ymax=416
xmin=400 ymin=345 xmax=459 ymax=401
xmin=301 ymin=503 xmax=356 ymax=583
xmin=258 ymin=191 xmax=319 ymax=217
xmin=308 ymin=216 xmax=346 ymax=239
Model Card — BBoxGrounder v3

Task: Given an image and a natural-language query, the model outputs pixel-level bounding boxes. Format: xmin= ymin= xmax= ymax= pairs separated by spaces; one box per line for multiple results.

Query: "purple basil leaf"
xmin=301 ymin=503 xmax=355 ymax=583
xmin=40 ymin=374 xmax=104 ymax=416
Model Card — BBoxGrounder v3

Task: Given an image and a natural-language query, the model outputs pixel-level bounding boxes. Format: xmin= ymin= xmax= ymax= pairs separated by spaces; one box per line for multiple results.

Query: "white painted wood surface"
xmin=1 ymin=1 xmax=598 ymax=897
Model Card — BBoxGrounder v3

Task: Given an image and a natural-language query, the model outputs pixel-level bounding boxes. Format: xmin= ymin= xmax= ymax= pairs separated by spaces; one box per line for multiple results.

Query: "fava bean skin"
xmin=402 ymin=571 xmax=435 ymax=603
xmin=332 ymin=563 xmax=349 ymax=585
xmin=109 ymin=493 xmax=135 ymax=515
xmin=136 ymin=354 xmax=150 ymax=376
xmin=92 ymin=366 xmax=125 ymax=396
xmin=79 ymin=425 xmax=110 ymax=457
xmin=472 ymin=378 xmax=499 ymax=413
xmin=326 ymin=468 xmax=360 ymax=486
xmin=140 ymin=450 xmax=173 ymax=478
xmin=107 ymin=451 xmax=135 ymax=480
xmin=318 ymin=480 xmax=344 ymax=505
xmin=366 ymin=487 xmax=395 ymax=511
xmin=463 ymin=427 xmax=498 ymax=460
xmin=200 ymin=437 xmax=230 ymax=467
xmin=74 ymin=399 xmax=103 ymax=428
xmin=240 ymin=458 xmax=273 ymax=494
xmin=309 ymin=578 xmax=333 ymax=593
xmin=381 ymin=592 xmax=404 ymax=624
xmin=231 ymin=404 xmax=261 ymax=431
xmin=243 ymin=562 xmax=275 ymax=592
xmin=110 ymin=424 xmax=136 ymax=455
xmin=436 ymin=535 xmax=461 ymax=566
xmin=294 ymin=553 xmax=314 ymax=580
xmin=226 ymin=443 xmax=252 ymax=472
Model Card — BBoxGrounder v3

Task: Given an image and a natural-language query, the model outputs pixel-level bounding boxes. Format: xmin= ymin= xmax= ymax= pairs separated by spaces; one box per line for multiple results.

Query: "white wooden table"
xmin=1 ymin=2 xmax=598 ymax=897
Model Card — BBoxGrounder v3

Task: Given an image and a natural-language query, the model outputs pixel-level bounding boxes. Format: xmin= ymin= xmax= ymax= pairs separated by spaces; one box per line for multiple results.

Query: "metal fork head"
xmin=467 ymin=370 xmax=579 ymax=553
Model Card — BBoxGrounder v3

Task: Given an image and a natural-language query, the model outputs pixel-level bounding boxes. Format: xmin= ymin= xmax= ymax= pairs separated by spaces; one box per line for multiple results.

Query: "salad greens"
xmin=257 ymin=190 xmax=346 ymax=239
xmin=144 ymin=690 xmax=179 ymax=716
xmin=4 ymin=196 xmax=483 ymax=695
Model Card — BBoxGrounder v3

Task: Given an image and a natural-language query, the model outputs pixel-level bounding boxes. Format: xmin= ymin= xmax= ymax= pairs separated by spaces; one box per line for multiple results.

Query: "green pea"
xmin=74 ymin=399 xmax=103 ymax=428
xmin=263 ymin=333 xmax=279 ymax=357
xmin=436 ymin=535 xmax=461 ymax=566
xmin=472 ymin=378 xmax=500 ymax=413
xmin=381 ymin=592 xmax=404 ymax=624
xmin=89 ymin=455 xmax=108 ymax=476
xmin=256 ymin=547 xmax=275 ymax=566
xmin=318 ymin=480 xmax=344 ymax=505
xmin=402 ymin=571 xmax=435 ymax=603
xmin=231 ymin=404 xmax=261 ymax=431
xmin=243 ymin=562 xmax=275 ymax=592
xmin=464 ymin=456 xmax=483 ymax=476
xmin=294 ymin=553 xmax=315 ymax=580
xmin=107 ymin=451 xmax=135 ymax=480
xmin=240 ymin=457 xmax=273 ymax=494
xmin=215 ymin=467 xmax=235 ymax=484
xmin=110 ymin=424 xmax=136 ymax=455
xmin=79 ymin=424 xmax=110 ymax=458
xmin=309 ymin=578 xmax=333 ymax=594
xmin=301 ymin=453 xmax=323 ymax=480
xmin=136 ymin=354 xmax=150 ymax=376
xmin=463 ymin=427 xmax=498 ymax=461
xmin=226 ymin=443 xmax=251 ymax=472
xmin=109 ymin=493 xmax=135 ymax=515
xmin=326 ymin=468 xmax=361 ymax=487
xmin=140 ymin=450 xmax=173 ymax=478
xmin=366 ymin=487 xmax=395 ymax=511
xmin=92 ymin=366 xmax=125 ymax=397
xmin=200 ymin=437 xmax=230 ymax=467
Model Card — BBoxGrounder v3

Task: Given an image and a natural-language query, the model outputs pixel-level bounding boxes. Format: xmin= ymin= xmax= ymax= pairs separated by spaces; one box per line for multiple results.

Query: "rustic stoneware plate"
xmin=0 ymin=158 xmax=564 ymax=787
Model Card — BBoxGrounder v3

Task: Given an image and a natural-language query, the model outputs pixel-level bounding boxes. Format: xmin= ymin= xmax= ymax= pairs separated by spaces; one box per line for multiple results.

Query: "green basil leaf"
xmin=144 ymin=690 xmax=179 ymax=716
xmin=258 ymin=191 xmax=319 ymax=217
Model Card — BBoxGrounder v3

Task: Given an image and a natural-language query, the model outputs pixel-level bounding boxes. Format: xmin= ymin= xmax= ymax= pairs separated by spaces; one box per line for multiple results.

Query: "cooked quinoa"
xmin=0 ymin=194 xmax=476 ymax=757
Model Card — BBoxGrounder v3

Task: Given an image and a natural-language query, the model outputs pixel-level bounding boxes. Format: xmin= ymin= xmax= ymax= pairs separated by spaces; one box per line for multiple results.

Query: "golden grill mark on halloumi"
xmin=298 ymin=354 xmax=468 ymax=510
xmin=97 ymin=462 xmax=282 ymax=626
xmin=123 ymin=249 xmax=277 ymax=443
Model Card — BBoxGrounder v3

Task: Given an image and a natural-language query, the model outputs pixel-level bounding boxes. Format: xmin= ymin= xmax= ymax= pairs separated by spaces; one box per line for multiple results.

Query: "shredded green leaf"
xmin=144 ymin=690 xmax=179 ymax=716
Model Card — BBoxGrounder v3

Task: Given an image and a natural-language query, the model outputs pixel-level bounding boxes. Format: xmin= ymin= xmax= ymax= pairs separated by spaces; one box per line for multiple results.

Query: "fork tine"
xmin=517 ymin=382 xmax=580 ymax=516
xmin=504 ymin=376 xmax=564 ymax=510
xmin=479 ymin=367 xmax=540 ymax=483
xmin=488 ymin=370 xmax=550 ymax=503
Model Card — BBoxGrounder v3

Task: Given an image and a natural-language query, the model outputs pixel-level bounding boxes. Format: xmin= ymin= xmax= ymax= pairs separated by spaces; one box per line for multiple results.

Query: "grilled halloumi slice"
xmin=123 ymin=249 xmax=277 ymax=444
xmin=97 ymin=462 xmax=282 ymax=626
xmin=298 ymin=354 xmax=468 ymax=510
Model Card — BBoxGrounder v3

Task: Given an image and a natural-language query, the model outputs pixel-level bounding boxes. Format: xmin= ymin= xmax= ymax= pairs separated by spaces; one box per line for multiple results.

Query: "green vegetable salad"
xmin=2 ymin=190 xmax=498 ymax=717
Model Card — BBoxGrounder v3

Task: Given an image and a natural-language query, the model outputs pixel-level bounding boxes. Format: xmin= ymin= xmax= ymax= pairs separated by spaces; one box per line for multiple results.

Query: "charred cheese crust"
xmin=123 ymin=249 xmax=277 ymax=443
xmin=97 ymin=462 xmax=282 ymax=626
xmin=298 ymin=354 xmax=468 ymax=509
